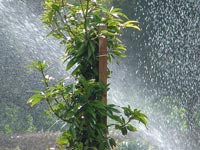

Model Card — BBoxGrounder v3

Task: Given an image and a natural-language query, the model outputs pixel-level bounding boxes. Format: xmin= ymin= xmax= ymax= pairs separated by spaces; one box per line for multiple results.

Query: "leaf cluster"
xmin=41 ymin=0 xmax=140 ymax=78
xmin=27 ymin=0 xmax=147 ymax=149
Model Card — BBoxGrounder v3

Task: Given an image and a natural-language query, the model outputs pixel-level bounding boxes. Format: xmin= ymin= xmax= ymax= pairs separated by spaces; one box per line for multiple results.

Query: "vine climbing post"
xmin=98 ymin=24 xmax=108 ymax=126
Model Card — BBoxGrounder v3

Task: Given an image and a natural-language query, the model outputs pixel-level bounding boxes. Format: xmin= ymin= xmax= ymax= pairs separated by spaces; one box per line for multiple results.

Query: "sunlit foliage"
xmin=27 ymin=0 xmax=147 ymax=149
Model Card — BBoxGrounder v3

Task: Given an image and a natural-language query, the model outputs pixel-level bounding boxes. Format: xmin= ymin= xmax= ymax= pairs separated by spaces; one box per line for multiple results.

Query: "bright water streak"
xmin=0 ymin=0 xmax=65 ymax=136
xmin=110 ymin=0 xmax=200 ymax=149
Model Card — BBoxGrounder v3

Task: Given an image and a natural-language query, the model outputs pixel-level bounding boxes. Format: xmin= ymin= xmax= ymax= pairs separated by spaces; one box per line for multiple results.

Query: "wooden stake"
xmin=98 ymin=25 xmax=107 ymax=105
xmin=98 ymin=24 xmax=107 ymax=127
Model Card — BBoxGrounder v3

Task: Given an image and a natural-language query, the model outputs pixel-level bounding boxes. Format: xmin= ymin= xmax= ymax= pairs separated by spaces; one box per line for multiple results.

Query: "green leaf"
xmin=132 ymin=109 xmax=148 ymax=126
xmin=71 ymin=65 xmax=80 ymax=76
xmin=27 ymin=93 xmax=44 ymax=107
xmin=88 ymin=41 xmax=96 ymax=58
xmin=26 ymin=61 xmax=48 ymax=72
xmin=56 ymin=130 xmax=70 ymax=145
xmin=113 ymin=50 xmax=126 ymax=58
xmin=110 ymin=115 xmax=121 ymax=123
xmin=109 ymin=138 xmax=116 ymax=148
xmin=52 ymin=4 xmax=60 ymax=12
xmin=138 ymin=115 xmax=148 ymax=125
xmin=52 ymin=32 xmax=62 ymax=39
xmin=115 ymin=12 xmax=129 ymax=20
xmin=121 ymin=117 xmax=126 ymax=124
xmin=127 ymin=124 xmax=137 ymax=132
xmin=124 ymin=20 xmax=140 ymax=30
xmin=121 ymin=127 xmax=127 ymax=135
xmin=122 ymin=106 xmax=132 ymax=117
xmin=125 ymin=24 xmax=141 ymax=30
xmin=116 ymin=45 xmax=126 ymax=51
xmin=101 ymin=30 xmax=115 ymax=37
xmin=106 ymin=104 xmax=120 ymax=113
xmin=124 ymin=20 xmax=139 ymax=24
xmin=44 ymin=1 xmax=52 ymax=8
xmin=76 ymin=42 xmax=86 ymax=57
xmin=90 ymin=100 xmax=105 ymax=110
xmin=108 ymin=53 xmax=113 ymax=62
xmin=66 ymin=57 xmax=77 ymax=71
xmin=86 ymin=107 xmax=96 ymax=120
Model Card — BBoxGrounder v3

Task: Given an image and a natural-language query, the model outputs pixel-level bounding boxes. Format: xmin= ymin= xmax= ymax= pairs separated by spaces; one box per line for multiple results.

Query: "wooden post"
xmin=98 ymin=24 xmax=107 ymax=125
